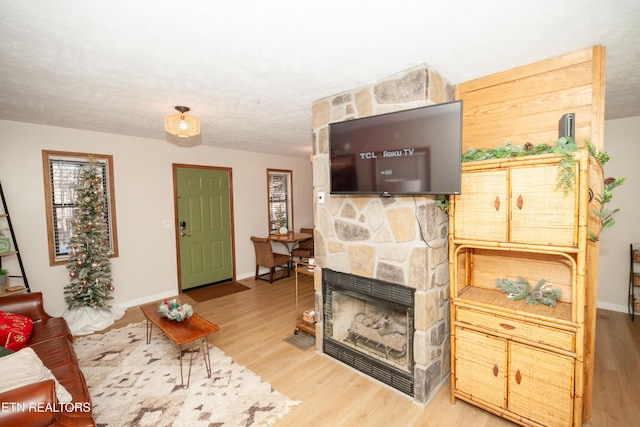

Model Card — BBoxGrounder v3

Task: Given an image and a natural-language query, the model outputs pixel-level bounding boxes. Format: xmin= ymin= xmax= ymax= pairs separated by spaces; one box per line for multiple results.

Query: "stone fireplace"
xmin=310 ymin=65 xmax=455 ymax=404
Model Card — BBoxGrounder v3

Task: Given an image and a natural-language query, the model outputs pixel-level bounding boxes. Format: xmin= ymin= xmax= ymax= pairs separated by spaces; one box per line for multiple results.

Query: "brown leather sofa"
xmin=0 ymin=292 xmax=95 ymax=427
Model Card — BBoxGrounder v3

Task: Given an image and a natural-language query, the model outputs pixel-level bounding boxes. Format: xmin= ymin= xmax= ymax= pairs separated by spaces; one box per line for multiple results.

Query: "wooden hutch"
xmin=448 ymin=46 xmax=605 ymax=426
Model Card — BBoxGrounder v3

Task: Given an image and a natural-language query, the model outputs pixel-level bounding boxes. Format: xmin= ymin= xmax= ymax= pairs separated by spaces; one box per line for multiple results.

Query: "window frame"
xmin=42 ymin=150 xmax=119 ymax=266
xmin=266 ymin=169 xmax=294 ymax=235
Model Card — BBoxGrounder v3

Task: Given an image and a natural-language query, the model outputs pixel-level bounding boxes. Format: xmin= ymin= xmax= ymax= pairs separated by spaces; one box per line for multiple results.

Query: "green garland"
xmin=585 ymin=142 xmax=626 ymax=242
xmin=435 ymin=194 xmax=450 ymax=212
xmin=461 ymin=137 xmax=578 ymax=162
xmin=461 ymin=137 xmax=579 ymax=193
xmin=495 ymin=277 xmax=561 ymax=307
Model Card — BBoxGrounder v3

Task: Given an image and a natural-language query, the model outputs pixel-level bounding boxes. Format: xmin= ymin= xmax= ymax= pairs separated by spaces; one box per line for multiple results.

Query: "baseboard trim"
xmin=116 ymin=290 xmax=177 ymax=310
xmin=596 ymin=301 xmax=628 ymax=314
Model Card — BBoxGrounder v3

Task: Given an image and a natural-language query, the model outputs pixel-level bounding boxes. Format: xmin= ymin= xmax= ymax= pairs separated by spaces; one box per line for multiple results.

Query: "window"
xmin=267 ymin=169 xmax=294 ymax=234
xmin=42 ymin=150 xmax=118 ymax=266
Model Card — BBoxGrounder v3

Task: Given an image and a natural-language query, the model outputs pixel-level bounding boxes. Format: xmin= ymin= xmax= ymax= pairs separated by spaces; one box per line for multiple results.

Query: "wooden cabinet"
xmin=509 ymin=164 xmax=577 ymax=247
xmin=454 ymin=327 xmax=507 ymax=409
xmin=454 ymin=155 xmax=578 ymax=247
xmin=453 ymin=169 xmax=508 ymax=242
xmin=508 ymin=342 xmax=574 ymax=427
xmin=449 ymin=150 xmax=599 ymax=427
xmin=455 ymin=326 xmax=575 ymax=427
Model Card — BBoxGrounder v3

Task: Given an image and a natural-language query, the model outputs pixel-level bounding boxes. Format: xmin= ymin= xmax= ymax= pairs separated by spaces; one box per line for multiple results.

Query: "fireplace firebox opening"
xmin=322 ymin=269 xmax=415 ymax=396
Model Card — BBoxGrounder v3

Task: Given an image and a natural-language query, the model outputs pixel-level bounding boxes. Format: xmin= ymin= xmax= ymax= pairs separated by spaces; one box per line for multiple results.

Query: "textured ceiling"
xmin=1 ymin=1 xmax=639 ymax=158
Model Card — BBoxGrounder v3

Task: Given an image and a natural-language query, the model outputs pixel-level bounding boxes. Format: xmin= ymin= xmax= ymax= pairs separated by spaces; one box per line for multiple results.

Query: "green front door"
xmin=176 ymin=167 xmax=233 ymax=290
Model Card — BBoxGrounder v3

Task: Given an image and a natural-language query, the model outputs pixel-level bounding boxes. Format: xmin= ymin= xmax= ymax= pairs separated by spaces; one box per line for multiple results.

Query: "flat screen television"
xmin=329 ymin=100 xmax=462 ymax=195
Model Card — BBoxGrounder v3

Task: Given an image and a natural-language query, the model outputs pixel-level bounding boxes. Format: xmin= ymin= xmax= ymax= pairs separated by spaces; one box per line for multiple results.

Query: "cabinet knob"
xmin=494 ymin=196 xmax=500 ymax=211
xmin=515 ymin=369 xmax=522 ymax=384
xmin=493 ymin=364 xmax=499 ymax=377
xmin=500 ymin=323 xmax=516 ymax=330
xmin=517 ymin=195 xmax=524 ymax=210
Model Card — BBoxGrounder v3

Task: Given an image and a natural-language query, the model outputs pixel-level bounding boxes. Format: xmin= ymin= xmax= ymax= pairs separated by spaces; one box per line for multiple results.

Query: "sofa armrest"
xmin=0 ymin=379 xmax=56 ymax=427
xmin=0 ymin=292 xmax=52 ymax=321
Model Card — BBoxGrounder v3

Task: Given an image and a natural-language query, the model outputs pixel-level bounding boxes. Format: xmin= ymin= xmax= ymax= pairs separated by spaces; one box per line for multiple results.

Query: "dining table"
xmin=268 ymin=231 xmax=313 ymax=266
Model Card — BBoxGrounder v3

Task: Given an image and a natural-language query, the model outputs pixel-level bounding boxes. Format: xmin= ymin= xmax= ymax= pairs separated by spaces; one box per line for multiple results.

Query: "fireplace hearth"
xmin=323 ymin=269 xmax=415 ymax=396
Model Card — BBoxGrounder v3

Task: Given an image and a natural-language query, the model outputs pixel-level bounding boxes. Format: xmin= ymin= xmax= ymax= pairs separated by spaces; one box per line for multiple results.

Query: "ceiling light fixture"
xmin=164 ymin=106 xmax=200 ymax=138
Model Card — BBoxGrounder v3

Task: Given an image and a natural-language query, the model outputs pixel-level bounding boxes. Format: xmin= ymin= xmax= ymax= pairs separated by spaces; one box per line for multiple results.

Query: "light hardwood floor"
xmin=107 ymin=275 xmax=640 ymax=426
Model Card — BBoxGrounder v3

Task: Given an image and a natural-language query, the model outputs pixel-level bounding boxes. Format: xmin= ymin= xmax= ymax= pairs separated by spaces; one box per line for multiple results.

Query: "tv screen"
xmin=329 ymin=100 xmax=462 ymax=195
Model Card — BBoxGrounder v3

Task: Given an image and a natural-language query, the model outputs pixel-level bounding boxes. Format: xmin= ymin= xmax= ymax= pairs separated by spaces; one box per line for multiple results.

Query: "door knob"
xmin=180 ymin=232 xmax=190 ymax=237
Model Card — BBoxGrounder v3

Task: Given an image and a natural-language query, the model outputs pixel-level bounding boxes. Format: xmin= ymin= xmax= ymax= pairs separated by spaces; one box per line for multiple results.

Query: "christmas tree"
xmin=65 ymin=156 xmax=113 ymax=310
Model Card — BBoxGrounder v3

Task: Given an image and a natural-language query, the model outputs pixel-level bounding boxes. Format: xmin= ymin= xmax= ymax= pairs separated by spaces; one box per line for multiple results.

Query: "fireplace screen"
xmin=327 ymin=288 xmax=411 ymax=372
xmin=323 ymin=269 xmax=414 ymax=395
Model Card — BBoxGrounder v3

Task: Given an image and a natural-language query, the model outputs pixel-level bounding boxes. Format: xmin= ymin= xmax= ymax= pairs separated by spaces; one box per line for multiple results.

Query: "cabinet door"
xmin=454 ymin=327 xmax=507 ymax=409
xmin=454 ymin=169 xmax=508 ymax=242
xmin=508 ymin=342 xmax=574 ymax=427
xmin=510 ymin=164 xmax=577 ymax=246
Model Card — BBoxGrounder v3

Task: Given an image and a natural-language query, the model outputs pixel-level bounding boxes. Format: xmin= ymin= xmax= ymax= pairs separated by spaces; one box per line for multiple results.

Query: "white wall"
xmin=597 ymin=115 xmax=640 ymax=312
xmin=0 ymin=120 xmax=313 ymax=316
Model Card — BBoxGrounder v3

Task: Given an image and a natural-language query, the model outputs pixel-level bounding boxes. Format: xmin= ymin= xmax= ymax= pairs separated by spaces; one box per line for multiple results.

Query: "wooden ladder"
xmin=0 ymin=181 xmax=30 ymax=294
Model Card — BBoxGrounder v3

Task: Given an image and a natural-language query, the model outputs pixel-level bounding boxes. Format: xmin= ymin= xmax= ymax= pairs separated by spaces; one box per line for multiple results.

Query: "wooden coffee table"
xmin=140 ymin=302 xmax=220 ymax=388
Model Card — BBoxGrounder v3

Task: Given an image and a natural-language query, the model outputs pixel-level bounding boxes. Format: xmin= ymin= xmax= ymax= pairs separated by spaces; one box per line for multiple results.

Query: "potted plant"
xmin=0 ymin=268 xmax=8 ymax=287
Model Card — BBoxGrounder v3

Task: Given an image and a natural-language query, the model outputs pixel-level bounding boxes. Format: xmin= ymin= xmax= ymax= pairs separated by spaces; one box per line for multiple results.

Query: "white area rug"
xmin=74 ymin=322 xmax=299 ymax=426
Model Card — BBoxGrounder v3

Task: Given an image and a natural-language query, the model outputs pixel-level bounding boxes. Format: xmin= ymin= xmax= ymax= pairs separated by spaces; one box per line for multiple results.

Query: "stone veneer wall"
xmin=310 ymin=65 xmax=455 ymax=404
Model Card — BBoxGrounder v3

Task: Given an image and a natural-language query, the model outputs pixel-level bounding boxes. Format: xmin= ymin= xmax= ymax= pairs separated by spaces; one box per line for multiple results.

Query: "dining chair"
xmin=250 ymin=236 xmax=291 ymax=283
xmin=291 ymin=227 xmax=314 ymax=261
